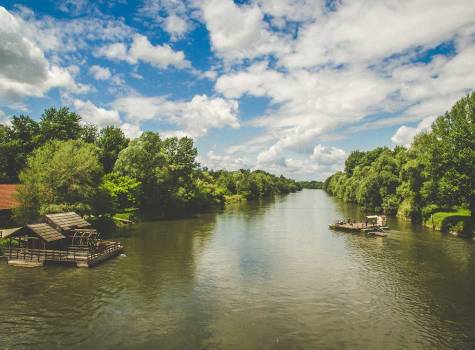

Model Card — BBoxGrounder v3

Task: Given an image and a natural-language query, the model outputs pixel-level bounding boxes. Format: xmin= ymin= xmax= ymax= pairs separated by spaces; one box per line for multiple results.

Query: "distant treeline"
xmin=324 ymin=93 xmax=474 ymax=236
xmin=0 ymin=107 xmax=301 ymax=225
xmin=298 ymin=180 xmax=324 ymax=189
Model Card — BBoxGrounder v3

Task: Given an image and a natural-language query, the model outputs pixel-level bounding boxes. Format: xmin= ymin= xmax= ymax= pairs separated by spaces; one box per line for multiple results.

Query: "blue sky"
xmin=0 ymin=0 xmax=474 ymax=180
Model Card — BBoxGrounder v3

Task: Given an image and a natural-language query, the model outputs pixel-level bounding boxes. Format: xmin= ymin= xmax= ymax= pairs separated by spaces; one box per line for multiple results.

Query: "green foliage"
xmin=0 ymin=115 xmax=40 ymax=182
xmin=101 ymin=173 xmax=142 ymax=209
xmin=113 ymin=132 xmax=299 ymax=217
xmin=38 ymin=107 xmax=83 ymax=143
xmin=210 ymin=169 xmax=300 ymax=201
xmin=14 ymin=140 xmax=107 ymax=223
xmin=324 ymin=92 xmax=475 ymax=235
xmin=2 ymin=106 xmax=302 ymax=224
xmin=96 ymin=126 xmax=129 ymax=173
xmin=0 ymin=108 xmax=102 ymax=183
xmin=299 ymin=180 xmax=324 ymax=189
xmin=429 ymin=209 xmax=471 ymax=233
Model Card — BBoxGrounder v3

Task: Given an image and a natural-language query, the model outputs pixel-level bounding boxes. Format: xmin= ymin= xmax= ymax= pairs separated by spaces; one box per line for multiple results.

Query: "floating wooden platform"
xmin=5 ymin=241 xmax=123 ymax=268
xmin=329 ymin=222 xmax=381 ymax=232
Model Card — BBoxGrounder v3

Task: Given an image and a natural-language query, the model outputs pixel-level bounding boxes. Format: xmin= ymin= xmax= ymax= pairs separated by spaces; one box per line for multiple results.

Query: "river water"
xmin=1 ymin=189 xmax=475 ymax=349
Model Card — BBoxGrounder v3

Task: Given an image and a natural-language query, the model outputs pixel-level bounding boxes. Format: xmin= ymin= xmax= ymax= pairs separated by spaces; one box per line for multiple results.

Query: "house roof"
xmin=45 ymin=212 xmax=91 ymax=231
xmin=4 ymin=224 xmax=65 ymax=243
xmin=0 ymin=227 xmax=22 ymax=239
xmin=0 ymin=184 xmax=20 ymax=210
xmin=27 ymin=224 xmax=65 ymax=242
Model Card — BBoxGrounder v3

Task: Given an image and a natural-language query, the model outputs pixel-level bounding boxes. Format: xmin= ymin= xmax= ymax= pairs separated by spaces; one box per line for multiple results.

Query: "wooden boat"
xmin=366 ymin=231 xmax=387 ymax=237
xmin=329 ymin=215 xmax=388 ymax=233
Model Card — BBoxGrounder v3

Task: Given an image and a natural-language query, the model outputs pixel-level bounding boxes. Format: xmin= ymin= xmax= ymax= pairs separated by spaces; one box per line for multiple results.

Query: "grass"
xmin=113 ymin=208 xmax=138 ymax=222
xmin=0 ymin=238 xmax=19 ymax=255
xmin=425 ymin=208 xmax=471 ymax=233
xmin=224 ymin=194 xmax=245 ymax=203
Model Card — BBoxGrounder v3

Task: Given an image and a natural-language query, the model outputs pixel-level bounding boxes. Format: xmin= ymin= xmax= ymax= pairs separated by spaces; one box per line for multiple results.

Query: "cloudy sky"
xmin=1 ymin=0 xmax=474 ymax=180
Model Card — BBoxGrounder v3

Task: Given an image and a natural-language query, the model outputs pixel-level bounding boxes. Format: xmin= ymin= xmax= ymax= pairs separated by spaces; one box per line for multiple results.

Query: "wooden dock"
xmin=5 ymin=241 xmax=123 ymax=268
xmin=329 ymin=215 xmax=388 ymax=234
xmin=329 ymin=222 xmax=380 ymax=232
xmin=2 ymin=212 xmax=124 ymax=268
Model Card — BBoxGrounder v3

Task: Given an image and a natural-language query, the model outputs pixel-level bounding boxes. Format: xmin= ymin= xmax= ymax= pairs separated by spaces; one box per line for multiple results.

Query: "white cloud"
xmin=96 ymin=34 xmax=190 ymax=69
xmin=199 ymin=0 xmax=290 ymax=61
xmin=137 ymin=0 xmax=194 ymax=40
xmin=71 ymin=99 xmax=121 ymax=127
xmin=4 ymin=1 xmax=475 ymax=180
xmin=16 ymin=5 xmax=133 ymax=55
xmin=200 ymin=150 xmax=251 ymax=171
xmin=57 ymin=0 xmax=90 ymax=15
xmin=256 ymin=0 xmax=323 ymax=25
xmin=310 ymin=145 xmax=346 ymax=165
xmin=280 ymin=0 xmax=475 ymax=69
xmin=120 ymin=122 xmax=142 ymax=139
xmin=391 ymin=116 xmax=436 ymax=146
xmin=69 ymin=98 xmax=143 ymax=139
xmin=113 ymin=94 xmax=239 ymax=137
xmin=164 ymin=14 xmax=189 ymax=40
xmin=129 ymin=34 xmax=190 ymax=69
xmin=95 ymin=42 xmax=132 ymax=62
xmin=211 ymin=1 xmax=475 ymax=178
xmin=0 ymin=6 xmax=87 ymax=104
xmin=217 ymin=62 xmax=392 ymax=165
xmin=0 ymin=109 xmax=9 ymax=125
xmin=89 ymin=65 xmax=111 ymax=80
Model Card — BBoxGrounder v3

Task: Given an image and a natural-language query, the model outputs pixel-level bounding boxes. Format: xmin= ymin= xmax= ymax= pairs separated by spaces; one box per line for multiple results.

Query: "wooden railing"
xmin=6 ymin=241 xmax=122 ymax=263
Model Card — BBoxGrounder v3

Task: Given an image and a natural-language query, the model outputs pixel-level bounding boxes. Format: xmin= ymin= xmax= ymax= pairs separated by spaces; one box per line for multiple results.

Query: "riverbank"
xmin=424 ymin=208 xmax=471 ymax=235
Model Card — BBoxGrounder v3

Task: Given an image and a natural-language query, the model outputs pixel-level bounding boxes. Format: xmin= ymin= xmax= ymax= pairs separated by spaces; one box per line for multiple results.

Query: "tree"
xmin=101 ymin=173 xmax=142 ymax=210
xmin=429 ymin=92 xmax=475 ymax=232
xmin=81 ymin=124 xmax=98 ymax=143
xmin=114 ymin=132 xmax=167 ymax=213
xmin=344 ymin=150 xmax=365 ymax=176
xmin=0 ymin=115 xmax=40 ymax=182
xmin=38 ymin=107 xmax=83 ymax=143
xmin=0 ymin=124 xmax=9 ymax=182
xmin=96 ymin=126 xmax=129 ymax=173
xmin=14 ymin=140 xmax=107 ymax=223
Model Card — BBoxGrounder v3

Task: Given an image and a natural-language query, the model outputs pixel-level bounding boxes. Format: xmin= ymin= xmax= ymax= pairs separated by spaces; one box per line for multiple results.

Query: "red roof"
xmin=0 ymin=184 xmax=20 ymax=210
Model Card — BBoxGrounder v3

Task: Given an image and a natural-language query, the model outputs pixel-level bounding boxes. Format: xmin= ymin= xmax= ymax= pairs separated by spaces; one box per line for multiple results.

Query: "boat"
xmin=366 ymin=231 xmax=387 ymax=237
xmin=329 ymin=215 xmax=388 ymax=233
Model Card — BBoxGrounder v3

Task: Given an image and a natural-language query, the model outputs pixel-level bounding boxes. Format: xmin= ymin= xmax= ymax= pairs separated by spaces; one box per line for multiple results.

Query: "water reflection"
xmin=331 ymin=192 xmax=475 ymax=349
xmin=1 ymin=190 xmax=475 ymax=349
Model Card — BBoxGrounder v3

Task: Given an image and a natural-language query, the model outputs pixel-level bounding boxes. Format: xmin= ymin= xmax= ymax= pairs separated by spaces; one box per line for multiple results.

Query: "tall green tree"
xmin=38 ymin=107 xmax=83 ymax=143
xmin=0 ymin=115 xmax=39 ymax=182
xmin=101 ymin=173 xmax=141 ymax=210
xmin=96 ymin=126 xmax=129 ymax=172
xmin=14 ymin=139 xmax=109 ymax=223
xmin=429 ymin=93 xmax=475 ymax=231
xmin=114 ymin=132 xmax=167 ymax=213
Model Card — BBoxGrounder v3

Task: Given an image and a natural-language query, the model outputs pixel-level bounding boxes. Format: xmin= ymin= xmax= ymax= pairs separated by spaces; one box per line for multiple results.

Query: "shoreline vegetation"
xmin=323 ymin=93 xmax=474 ymax=237
xmin=0 ymin=107 xmax=301 ymax=232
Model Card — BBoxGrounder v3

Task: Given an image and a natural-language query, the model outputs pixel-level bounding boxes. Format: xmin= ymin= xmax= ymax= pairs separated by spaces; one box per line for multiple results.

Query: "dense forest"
xmin=0 ymin=107 xmax=301 ymax=225
xmin=298 ymin=181 xmax=324 ymax=189
xmin=324 ymin=93 xmax=474 ymax=236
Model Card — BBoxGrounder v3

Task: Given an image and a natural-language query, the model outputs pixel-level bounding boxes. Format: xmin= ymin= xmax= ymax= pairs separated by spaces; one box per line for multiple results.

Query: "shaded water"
xmin=1 ymin=189 xmax=475 ymax=349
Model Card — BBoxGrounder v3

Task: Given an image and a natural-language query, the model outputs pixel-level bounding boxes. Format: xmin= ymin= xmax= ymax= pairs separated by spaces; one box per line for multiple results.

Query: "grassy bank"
xmin=424 ymin=208 xmax=471 ymax=234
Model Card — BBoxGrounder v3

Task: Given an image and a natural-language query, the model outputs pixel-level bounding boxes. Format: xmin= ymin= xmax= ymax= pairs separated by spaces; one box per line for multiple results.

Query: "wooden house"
xmin=0 ymin=184 xmax=19 ymax=227
xmin=2 ymin=212 xmax=122 ymax=268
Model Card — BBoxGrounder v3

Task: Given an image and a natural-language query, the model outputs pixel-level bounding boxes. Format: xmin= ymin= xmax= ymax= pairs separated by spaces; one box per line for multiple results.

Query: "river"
xmin=1 ymin=189 xmax=475 ymax=349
